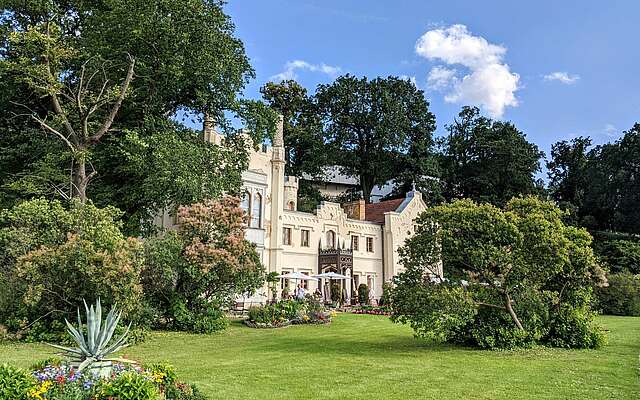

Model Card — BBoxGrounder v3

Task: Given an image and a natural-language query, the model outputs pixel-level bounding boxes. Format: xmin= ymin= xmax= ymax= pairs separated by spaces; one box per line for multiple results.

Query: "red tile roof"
xmin=364 ymin=198 xmax=404 ymax=224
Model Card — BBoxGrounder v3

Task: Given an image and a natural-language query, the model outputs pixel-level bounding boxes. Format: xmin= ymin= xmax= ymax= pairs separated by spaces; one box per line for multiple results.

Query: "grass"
xmin=1 ymin=314 xmax=638 ymax=399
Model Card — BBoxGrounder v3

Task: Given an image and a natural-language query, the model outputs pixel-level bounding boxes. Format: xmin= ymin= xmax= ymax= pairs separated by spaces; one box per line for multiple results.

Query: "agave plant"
xmin=48 ymin=299 xmax=131 ymax=376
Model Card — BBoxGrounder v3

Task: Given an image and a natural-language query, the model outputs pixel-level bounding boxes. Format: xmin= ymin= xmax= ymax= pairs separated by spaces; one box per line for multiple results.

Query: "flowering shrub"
xmin=142 ymin=197 xmax=264 ymax=334
xmin=245 ymin=298 xmax=332 ymax=328
xmin=2 ymin=362 xmax=206 ymax=400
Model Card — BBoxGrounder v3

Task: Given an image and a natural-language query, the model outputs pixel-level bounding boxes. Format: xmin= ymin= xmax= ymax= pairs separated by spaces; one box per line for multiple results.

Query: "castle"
xmin=156 ymin=117 xmax=432 ymax=302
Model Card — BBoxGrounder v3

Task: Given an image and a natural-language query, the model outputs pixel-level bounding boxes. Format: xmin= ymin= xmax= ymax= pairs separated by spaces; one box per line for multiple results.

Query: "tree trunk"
xmin=504 ymin=292 xmax=524 ymax=330
xmin=72 ymin=157 xmax=88 ymax=203
xmin=361 ymin=175 xmax=373 ymax=204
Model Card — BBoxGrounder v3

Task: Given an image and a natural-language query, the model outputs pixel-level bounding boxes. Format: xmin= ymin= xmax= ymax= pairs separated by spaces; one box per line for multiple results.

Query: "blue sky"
xmin=225 ymin=0 xmax=639 ymax=168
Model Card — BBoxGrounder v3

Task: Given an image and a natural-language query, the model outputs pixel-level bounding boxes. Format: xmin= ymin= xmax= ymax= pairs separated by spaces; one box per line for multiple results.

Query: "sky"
xmin=224 ymin=0 xmax=640 ymax=173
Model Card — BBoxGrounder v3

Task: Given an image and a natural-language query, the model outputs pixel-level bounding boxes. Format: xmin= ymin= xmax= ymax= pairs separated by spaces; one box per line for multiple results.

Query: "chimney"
xmin=342 ymin=199 xmax=366 ymax=220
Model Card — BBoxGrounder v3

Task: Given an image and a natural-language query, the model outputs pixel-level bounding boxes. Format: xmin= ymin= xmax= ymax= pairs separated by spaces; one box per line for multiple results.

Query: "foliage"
xmin=100 ymin=371 xmax=159 ymax=400
xmin=16 ymin=361 xmax=205 ymax=400
xmin=440 ymin=107 xmax=544 ymax=207
xmin=0 ymin=0 xmax=274 ymax=234
xmin=0 ymin=199 xmax=145 ymax=341
xmin=592 ymin=237 xmax=640 ymax=274
xmin=0 ymin=364 xmax=36 ymax=400
xmin=392 ymin=196 xmax=607 ymax=349
xmin=597 ymin=273 xmax=640 ymax=316
xmin=357 ymin=284 xmax=370 ymax=305
xmin=315 ymin=75 xmax=438 ymax=203
xmin=547 ymin=124 xmax=640 ymax=234
xmin=246 ymin=298 xmax=332 ymax=328
xmin=48 ymin=299 xmax=130 ymax=377
xmin=260 ymin=80 xmax=326 ymax=177
xmin=142 ymin=197 xmax=264 ymax=333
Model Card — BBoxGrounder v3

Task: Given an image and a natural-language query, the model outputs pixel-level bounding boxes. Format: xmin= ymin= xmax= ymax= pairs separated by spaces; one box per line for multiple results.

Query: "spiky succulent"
xmin=48 ymin=299 xmax=131 ymax=373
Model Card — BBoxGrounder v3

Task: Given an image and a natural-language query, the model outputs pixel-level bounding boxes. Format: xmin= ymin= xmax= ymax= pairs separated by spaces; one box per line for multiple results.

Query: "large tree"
xmin=548 ymin=124 xmax=640 ymax=234
xmin=315 ymin=75 xmax=437 ymax=203
xmin=546 ymin=136 xmax=592 ymax=222
xmin=440 ymin=107 xmax=544 ymax=207
xmin=1 ymin=0 xmax=273 ymax=231
xmin=260 ymin=80 xmax=326 ymax=177
xmin=392 ymin=197 xmax=607 ymax=349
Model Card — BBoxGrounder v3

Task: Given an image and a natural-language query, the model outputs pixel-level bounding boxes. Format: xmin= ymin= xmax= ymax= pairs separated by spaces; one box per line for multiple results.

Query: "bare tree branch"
xmin=89 ymin=55 xmax=135 ymax=143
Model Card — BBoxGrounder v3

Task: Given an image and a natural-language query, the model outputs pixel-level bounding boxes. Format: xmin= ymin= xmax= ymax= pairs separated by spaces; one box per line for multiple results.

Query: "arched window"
xmin=240 ymin=191 xmax=250 ymax=216
xmin=326 ymin=230 xmax=336 ymax=249
xmin=287 ymin=201 xmax=295 ymax=211
xmin=250 ymin=192 xmax=262 ymax=228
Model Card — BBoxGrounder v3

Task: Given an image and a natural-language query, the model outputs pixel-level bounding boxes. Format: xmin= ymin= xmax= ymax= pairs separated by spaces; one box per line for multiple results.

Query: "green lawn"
xmin=1 ymin=314 xmax=638 ymax=399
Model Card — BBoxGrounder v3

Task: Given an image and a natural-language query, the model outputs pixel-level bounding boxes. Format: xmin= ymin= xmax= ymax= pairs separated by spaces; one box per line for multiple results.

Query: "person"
xmin=368 ymin=287 xmax=376 ymax=306
xmin=313 ymin=288 xmax=322 ymax=300
xmin=296 ymin=284 xmax=306 ymax=300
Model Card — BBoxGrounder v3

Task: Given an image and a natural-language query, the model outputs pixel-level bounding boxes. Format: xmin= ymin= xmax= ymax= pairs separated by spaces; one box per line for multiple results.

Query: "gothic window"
xmin=240 ymin=191 xmax=250 ymax=223
xmin=301 ymin=229 xmax=310 ymax=247
xmin=283 ymin=227 xmax=292 ymax=246
xmin=326 ymin=230 xmax=336 ymax=249
xmin=351 ymin=235 xmax=359 ymax=251
xmin=250 ymin=192 xmax=262 ymax=228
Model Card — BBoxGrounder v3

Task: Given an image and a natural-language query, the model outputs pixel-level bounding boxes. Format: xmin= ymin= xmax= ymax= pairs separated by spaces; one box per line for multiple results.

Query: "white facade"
xmin=231 ymin=118 xmax=432 ymax=302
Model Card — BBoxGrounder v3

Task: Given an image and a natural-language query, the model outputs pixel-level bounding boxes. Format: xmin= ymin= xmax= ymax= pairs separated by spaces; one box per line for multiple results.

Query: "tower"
xmin=283 ymin=176 xmax=299 ymax=211
xmin=268 ymin=115 xmax=285 ymax=272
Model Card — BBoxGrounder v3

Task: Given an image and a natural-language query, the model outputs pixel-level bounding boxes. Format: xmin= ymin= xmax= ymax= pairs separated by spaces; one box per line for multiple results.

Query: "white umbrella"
xmin=313 ymin=272 xmax=351 ymax=280
xmin=313 ymin=272 xmax=351 ymax=305
xmin=277 ymin=272 xmax=318 ymax=281
xmin=277 ymin=272 xmax=317 ymax=299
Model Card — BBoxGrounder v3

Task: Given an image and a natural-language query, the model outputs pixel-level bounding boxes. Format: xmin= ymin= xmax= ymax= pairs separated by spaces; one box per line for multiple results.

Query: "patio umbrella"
xmin=313 ymin=272 xmax=351 ymax=280
xmin=313 ymin=272 xmax=351 ymax=304
xmin=276 ymin=272 xmax=318 ymax=298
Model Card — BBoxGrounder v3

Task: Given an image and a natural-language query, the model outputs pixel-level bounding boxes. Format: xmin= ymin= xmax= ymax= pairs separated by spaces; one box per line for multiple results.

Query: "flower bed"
xmin=352 ymin=306 xmax=392 ymax=316
xmin=245 ymin=298 xmax=334 ymax=328
xmin=0 ymin=360 xmax=206 ymax=400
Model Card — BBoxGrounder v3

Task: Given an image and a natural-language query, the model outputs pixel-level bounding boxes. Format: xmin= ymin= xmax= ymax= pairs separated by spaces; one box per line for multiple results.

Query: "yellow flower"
xmin=28 ymin=381 xmax=53 ymax=400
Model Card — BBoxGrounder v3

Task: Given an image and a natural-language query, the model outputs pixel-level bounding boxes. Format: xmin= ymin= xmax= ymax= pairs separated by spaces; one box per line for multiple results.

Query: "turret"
xmin=283 ymin=176 xmax=298 ymax=211
xmin=268 ymin=115 xmax=285 ymax=272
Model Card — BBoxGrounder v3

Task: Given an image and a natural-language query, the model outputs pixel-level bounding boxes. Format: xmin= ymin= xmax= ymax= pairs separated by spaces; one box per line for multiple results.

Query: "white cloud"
xmin=427 ymin=66 xmax=457 ymax=90
xmin=543 ymin=71 xmax=580 ymax=84
xmin=271 ymin=60 xmax=342 ymax=82
xmin=415 ymin=24 xmax=519 ymax=118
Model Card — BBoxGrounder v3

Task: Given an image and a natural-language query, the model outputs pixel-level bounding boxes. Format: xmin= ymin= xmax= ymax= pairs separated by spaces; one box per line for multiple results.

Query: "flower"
xmin=27 ymin=380 xmax=52 ymax=400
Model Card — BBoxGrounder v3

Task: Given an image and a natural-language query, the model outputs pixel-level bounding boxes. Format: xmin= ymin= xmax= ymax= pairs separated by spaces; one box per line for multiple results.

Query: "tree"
xmin=440 ymin=107 xmax=544 ymax=207
xmin=142 ymin=197 xmax=265 ymax=333
xmin=583 ymin=124 xmax=640 ymax=233
xmin=392 ymin=196 xmax=606 ymax=349
xmin=3 ymin=15 xmax=136 ymax=202
xmin=0 ymin=199 xmax=145 ymax=339
xmin=315 ymin=75 xmax=437 ymax=203
xmin=1 ymin=0 xmax=273 ymax=227
xmin=260 ymin=80 xmax=326 ymax=177
xmin=547 ymin=136 xmax=592 ymax=221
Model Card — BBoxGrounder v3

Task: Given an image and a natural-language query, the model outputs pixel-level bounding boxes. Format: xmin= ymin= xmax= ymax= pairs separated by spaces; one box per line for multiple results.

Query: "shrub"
xmin=100 ymin=371 xmax=159 ymax=400
xmin=0 ymin=199 xmax=146 ymax=341
xmin=597 ymin=273 xmax=640 ymax=316
xmin=392 ymin=197 xmax=607 ymax=349
xmin=593 ymin=237 xmax=640 ymax=274
xmin=357 ymin=284 xmax=369 ymax=305
xmin=25 ymin=361 xmax=207 ymax=400
xmin=246 ymin=298 xmax=332 ymax=328
xmin=142 ymin=197 xmax=265 ymax=333
xmin=0 ymin=364 xmax=36 ymax=400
